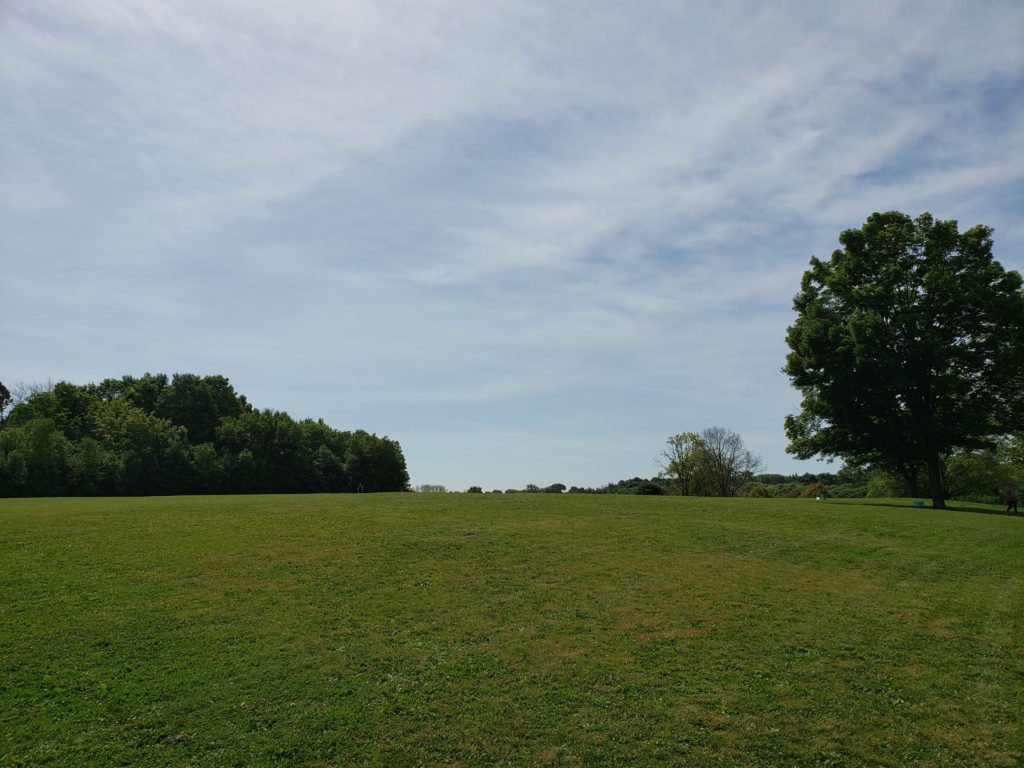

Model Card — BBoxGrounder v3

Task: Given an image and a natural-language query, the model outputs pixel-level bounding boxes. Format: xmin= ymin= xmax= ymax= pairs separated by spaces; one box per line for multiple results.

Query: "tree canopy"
xmin=784 ymin=211 xmax=1024 ymax=508
xmin=0 ymin=373 xmax=409 ymax=497
xmin=0 ymin=382 xmax=11 ymax=423
xmin=657 ymin=427 xmax=763 ymax=496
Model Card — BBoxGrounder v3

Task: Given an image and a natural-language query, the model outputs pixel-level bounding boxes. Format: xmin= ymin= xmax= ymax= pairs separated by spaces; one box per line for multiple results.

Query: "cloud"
xmin=3 ymin=0 xmax=1023 ymax=488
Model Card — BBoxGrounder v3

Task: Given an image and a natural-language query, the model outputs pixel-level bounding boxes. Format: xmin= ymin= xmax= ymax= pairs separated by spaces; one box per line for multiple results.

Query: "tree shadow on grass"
xmin=849 ymin=499 xmax=1019 ymax=518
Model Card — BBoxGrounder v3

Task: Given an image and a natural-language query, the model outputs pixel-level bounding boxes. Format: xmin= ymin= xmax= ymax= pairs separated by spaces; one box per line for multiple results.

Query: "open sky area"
xmin=3 ymin=1 xmax=1024 ymax=491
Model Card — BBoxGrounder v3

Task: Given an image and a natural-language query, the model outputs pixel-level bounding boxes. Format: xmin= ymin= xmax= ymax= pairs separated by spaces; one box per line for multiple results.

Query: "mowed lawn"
xmin=1 ymin=495 xmax=1021 ymax=767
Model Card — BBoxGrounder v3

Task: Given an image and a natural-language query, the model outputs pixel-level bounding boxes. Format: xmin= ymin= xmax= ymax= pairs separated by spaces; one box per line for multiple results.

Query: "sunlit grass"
xmin=1 ymin=494 xmax=1021 ymax=766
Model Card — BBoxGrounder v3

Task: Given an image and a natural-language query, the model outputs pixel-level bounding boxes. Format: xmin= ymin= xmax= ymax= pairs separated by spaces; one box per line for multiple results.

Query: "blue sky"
xmin=3 ymin=1 xmax=1023 ymax=491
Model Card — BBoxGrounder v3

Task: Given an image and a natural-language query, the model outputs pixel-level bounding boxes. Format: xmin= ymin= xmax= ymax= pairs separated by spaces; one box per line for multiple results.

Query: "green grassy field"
xmin=1 ymin=494 xmax=1021 ymax=767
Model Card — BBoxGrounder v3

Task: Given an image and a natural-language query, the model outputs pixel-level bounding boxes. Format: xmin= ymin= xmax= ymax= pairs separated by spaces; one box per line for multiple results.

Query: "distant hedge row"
xmin=0 ymin=374 xmax=409 ymax=497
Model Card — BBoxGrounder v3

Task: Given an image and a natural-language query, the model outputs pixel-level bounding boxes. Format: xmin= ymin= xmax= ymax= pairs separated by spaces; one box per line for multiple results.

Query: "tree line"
xmin=0 ymin=374 xmax=409 ymax=497
xmin=478 ymin=426 xmax=1023 ymax=503
xmin=552 ymin=455 xmax=1019 ymax=503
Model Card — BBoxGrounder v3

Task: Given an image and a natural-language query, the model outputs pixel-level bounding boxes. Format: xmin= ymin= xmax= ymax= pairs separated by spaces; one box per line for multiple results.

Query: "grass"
xmin=0 ymin=494 xmax=1021 ymax=767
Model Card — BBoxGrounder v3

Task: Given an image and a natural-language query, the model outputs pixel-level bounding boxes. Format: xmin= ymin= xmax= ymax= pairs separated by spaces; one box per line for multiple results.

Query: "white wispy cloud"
xmin=3 ymin=0 xmax=1023 ymax=488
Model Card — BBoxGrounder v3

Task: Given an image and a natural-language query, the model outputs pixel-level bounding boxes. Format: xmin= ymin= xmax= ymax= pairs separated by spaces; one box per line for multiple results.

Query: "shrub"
xmin=636 ymin=482 xmax=665 ymax=496
xmin=801 ymin=482 xmax=829 ymax=498
xmin=743 ymin=483 xmax=770 ymax=497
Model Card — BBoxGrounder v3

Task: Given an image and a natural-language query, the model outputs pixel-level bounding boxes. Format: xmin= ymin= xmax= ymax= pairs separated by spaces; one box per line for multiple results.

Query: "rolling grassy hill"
xmin=1 ymin=494 xmax=1021 ymax=767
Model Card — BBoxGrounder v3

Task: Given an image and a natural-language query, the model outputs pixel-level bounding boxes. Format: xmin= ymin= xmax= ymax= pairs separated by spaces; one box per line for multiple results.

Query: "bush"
xmin=866 ymin=471 xmax=906 ymax=498
xmin=801 ymin=482 xmax=828 ymax=499
xmin=743 ymin=483 xmax=770 ymax=497
xmin=828 ymin=483 xmax=867 ymax=498
xmin=635 ymin=482 xmax=665 ymax=496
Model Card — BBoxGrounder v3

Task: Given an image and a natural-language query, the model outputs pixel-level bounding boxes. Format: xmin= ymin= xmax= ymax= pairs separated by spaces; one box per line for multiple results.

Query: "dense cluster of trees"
xmin=785 ymin=211 xmax=1024 ymax=508
xmin=567 ymin=478 xmax=672 ymax=495
xmin=0 ymin=374 xmax=409 ymax=497
xmin=423 ymin=479 xmax=671 ymax=495
xmin=451 ymin=484 xmax=568 ymax=494
xmin=516 ymin=472 xmax=837 ymax=498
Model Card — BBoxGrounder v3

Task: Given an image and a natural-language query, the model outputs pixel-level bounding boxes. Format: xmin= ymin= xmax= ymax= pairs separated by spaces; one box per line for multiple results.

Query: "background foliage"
xmin=0 ymin=374 xmax=409 ymax=496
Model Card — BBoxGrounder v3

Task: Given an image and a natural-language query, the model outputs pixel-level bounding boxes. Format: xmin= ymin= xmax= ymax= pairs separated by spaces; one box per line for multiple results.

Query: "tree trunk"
xmin=926 ymin=454 xmax=946 ymax=509
xmin=907 ymin=465 xmax=919 ymax=497
xmin=898 ymin=462 xmax=920 ymax=497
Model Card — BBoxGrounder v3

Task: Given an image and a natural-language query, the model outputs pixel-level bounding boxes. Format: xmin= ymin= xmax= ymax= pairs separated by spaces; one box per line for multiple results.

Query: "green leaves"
xmin=785 ymin=211 xmax=1024 ymax=506
xmin=0 ymin=374 xmax=410 ymax=496
xmin=657 ymin=428 xmax=762 ymax=496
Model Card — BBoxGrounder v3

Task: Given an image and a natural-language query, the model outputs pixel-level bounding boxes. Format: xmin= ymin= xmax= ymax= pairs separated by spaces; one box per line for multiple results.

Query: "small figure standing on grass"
xmin=1004 ymin=485 xmax=1017 ymax=515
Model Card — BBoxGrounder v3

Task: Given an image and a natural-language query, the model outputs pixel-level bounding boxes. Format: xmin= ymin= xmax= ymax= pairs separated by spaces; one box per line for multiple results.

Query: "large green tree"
xmin=784 ymin=211 xmax=1024 ymax=509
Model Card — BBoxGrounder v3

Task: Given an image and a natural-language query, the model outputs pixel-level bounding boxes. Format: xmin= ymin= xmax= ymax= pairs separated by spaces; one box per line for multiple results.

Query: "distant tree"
xmin=122 ymin=374 xmax=169 ymax=415
xmin=415 ymin=484 xmax=448 ymax=493
xmin=3 ymin=388 xmax=59 ymax=430
xmin=8 ymin=381 xmax=54 ymax=406
xmin=636 ymin=481 xmax=665 ymax=496
xmin=743 ymin=482 xmax=771 ymax=498
xmin=865 ymin=467 xmax=908 ymax=498
xmin=466 ymin=486 xmax=483 ymax=493
xmin=835 ymin=465 xmax=869 ymax=486
xmin=92 ymin=399 xmax=193 ymax=495
xmin=156 ymin=374 xmax=226 ymax=444
xmin=656 ymin=432 xmax=705 ymax=495
xmin=216 ymin=409 xmax=311 ymax=492
xmin=800 ymin=482 xmax=829 ymax=499
xmin=67 ymin=437 xmax=120 ymax=496
xmin=0 ymin=382 xmax=11 ymax=425
xmin=599 ymin=476 xmax=673 ymax=495
xmin=657 ymin=429 xmax=762 ymax=496
xmin=943 ymin=448 xmax=1013 ymax=504
xmin=0 ymin=418 xmax=70 ymax=496
xmin=542 ymin=483 xmax=566 ymax=493
xmin=699 ymin=426 xmax=764 ymax=496
xmin=785 ymin=211 xmax=1024 ymax=508
xmin=191 ymin=443 xmax=225 ymax=493
xmin=312 ymin=444 xmax=346 ymax=492
xmin=46 ymin=382 xmax=99 ymax=441
xmin=226 ymin=448 xmax=260 ymax=493
xmin=996 ymin=433 xmax=1024 ymax=469
xmin=342 ymin=430 xmax=409 ymax=492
